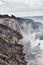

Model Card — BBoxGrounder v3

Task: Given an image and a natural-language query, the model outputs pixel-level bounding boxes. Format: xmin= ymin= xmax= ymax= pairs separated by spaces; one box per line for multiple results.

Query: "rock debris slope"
xmin=0 ymin=15 xmax=27 ymax=65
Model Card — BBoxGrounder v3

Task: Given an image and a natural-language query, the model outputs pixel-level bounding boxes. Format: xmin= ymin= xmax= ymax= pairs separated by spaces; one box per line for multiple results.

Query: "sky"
xmin=0 ymin=0 xmax=43 ymax=17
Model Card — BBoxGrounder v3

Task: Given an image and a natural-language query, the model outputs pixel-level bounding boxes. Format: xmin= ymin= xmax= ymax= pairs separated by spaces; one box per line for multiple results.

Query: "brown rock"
xmin=0 ymin=22 xmax=27 ymax=65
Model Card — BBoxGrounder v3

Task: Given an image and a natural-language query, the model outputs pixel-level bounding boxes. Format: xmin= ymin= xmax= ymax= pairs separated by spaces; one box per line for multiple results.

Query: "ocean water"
xmin=19 ymin=16 xmax=43 ymax=65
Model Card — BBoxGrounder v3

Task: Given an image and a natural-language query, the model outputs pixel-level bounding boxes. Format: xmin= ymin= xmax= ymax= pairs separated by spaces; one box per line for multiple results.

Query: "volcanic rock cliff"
xmin=0 ymin=15 xmax=27 ymax=65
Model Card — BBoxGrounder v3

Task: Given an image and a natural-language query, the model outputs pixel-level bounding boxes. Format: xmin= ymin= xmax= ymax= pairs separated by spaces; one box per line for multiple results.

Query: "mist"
xmin=18 ymin=17 xmax=43 ymax=65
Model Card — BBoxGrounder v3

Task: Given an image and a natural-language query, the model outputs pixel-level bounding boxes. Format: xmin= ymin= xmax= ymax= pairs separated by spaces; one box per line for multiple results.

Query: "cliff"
xmin=0 ymin=15 xmax=27 ymax=65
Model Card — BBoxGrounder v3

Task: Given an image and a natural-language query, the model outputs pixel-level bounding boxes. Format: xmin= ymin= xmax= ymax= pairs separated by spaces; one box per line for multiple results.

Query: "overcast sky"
xmin=0 ymin=0 xmax=43 ymax=17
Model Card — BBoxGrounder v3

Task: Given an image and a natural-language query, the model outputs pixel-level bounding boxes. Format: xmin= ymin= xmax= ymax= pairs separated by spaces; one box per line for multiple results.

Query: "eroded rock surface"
xmin=0 ymin=15 xmax=27 ymax=65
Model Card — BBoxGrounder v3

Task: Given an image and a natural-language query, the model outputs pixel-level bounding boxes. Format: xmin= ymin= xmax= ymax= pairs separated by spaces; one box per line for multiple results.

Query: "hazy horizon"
xmin=0 ymin=0 xmax=43 ymax=17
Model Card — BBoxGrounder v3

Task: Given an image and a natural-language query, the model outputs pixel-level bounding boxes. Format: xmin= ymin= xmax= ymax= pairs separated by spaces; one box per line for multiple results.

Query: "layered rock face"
xmin=0 ymin=15 xmax=27 ymax=65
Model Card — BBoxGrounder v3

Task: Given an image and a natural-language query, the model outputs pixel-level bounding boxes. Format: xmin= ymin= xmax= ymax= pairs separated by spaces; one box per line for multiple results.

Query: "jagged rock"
xmin=0 ymin=16 xmax=23 ymax=34
xmin=0 ymin=18 xmax=27 ymax=65
xmin=0 ymin=24 xmax=23 ymax=43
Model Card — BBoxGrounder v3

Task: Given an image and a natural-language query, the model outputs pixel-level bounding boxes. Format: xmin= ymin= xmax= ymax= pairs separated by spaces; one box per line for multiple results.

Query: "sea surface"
xmin=19 ymin=16 xmax=43 ymax=65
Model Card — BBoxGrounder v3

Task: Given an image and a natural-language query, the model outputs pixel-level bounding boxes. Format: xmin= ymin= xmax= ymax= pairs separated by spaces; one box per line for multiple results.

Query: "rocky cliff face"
xmin=0 ymin=15 xmax=27 ymax=65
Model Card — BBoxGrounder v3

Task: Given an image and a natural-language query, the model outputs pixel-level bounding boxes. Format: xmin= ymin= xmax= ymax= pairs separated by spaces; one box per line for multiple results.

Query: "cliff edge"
xmin=0 ymin=15 xmax=27 ymax=65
